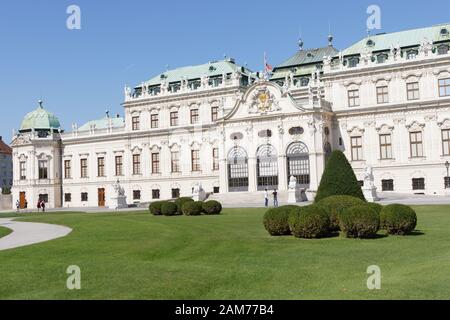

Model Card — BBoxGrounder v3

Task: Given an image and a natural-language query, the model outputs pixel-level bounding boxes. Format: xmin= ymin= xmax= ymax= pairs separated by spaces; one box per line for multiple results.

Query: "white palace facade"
xmin=11 ymin=23 xmax=450 ymax=208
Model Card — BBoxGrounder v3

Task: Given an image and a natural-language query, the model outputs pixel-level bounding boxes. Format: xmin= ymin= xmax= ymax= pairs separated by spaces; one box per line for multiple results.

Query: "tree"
xmin=315 ymin=150 xmax=366 ymax=202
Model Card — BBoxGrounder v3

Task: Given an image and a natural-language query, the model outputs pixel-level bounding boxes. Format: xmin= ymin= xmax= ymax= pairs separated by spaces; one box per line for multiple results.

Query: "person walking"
xmin=16 ymin=200 xmax=20 ymax=212
xmin=264 ymin=188 xmax=269 ymax=207
xmin=37 ymin=200 xmax=41 ymax=212
xmin=24 ymin=200 xmax=28 ymax=213
xmin=41 ymin=200 xmax=46 ymax=213
xmin=272 ymin=189 xmax=278 ymax=207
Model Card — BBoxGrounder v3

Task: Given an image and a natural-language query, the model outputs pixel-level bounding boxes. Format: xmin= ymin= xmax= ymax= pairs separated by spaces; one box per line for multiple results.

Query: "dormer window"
xmin=366 ymin=39 xmax=375 ymax=47
xmin=440 ymin=28 xmax=449 ymax=36
xmin=347 ymin=57 xmax=359 ymax=68
xmin=209 ymin=65 xmax=216 ymax=72
xmin=376 ymin=53 xmax=388 ymax=64
xmin=406 ymin=50 xmax=418 ymax=60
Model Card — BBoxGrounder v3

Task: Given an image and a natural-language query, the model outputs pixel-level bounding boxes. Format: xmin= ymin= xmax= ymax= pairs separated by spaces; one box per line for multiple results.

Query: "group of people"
xmin=264 ymin=188 xmax=279 ymax=207
xmin=14 ymin=200 xmax=46 ymax=212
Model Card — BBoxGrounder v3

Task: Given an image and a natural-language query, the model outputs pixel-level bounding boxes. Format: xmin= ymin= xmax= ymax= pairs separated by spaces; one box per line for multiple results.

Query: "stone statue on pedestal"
xmin=362 ymin=166 xmax=379 ymax=202
xmin=192 ymin=182 xmax=207 ymax=201
xmin=109 ymin=179 xmax=128 ymax=209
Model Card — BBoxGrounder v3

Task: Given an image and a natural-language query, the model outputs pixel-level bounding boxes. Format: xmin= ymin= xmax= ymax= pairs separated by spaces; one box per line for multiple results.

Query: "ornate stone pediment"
xmin=11 ymin=134 xmax=31 ymax=147
xmin=248 ymin=86 xmax=281 ymax=115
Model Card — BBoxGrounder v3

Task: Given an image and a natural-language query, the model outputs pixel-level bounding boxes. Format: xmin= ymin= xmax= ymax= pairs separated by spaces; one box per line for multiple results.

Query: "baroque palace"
xmin=11 ymin=23 xmax=450 ymax=208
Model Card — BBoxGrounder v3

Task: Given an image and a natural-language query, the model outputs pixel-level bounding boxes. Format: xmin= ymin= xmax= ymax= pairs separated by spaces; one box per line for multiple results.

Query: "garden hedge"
xmin=380 ymin=204 xmax=417 ymax=235
xmin=315 ymin=150 xmax=366 ymax=202
xmin=161 ymin=201 xmax=179 ymax=216
xmin=263 ymin=206 xmax=298 ymax=236
xmin=149 ymin=201 xmax=166 ymax=215
xmin=339 ymin=205 xmax=380 ymax=238
xmin=202 ymin=200 xmax=223 ymax=215
xmin=182 ymin=201 xmax=204 ymax=216
xmin=316 ymin=195 xmax=365 ymax=231
xmin=175 ymin=197 xmax=194 ymax=214
xmin=288 ymin=204 xmax=330 ymax=239
xmin=365 ymin=202 xmax=383 ymax=216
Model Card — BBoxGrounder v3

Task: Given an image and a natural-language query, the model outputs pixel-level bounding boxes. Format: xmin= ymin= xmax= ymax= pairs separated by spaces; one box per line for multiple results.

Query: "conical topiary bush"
xmin=315 ymin=150 xmax=366 ymax=202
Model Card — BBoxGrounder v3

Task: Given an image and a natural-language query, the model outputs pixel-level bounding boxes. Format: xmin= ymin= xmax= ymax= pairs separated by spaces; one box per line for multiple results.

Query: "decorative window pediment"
xmin=347 ymin=126 xmax=365 ymax=136
xmin=18 ymin=153 xmax=28 ymax=161
xmin=437 ymin=118 xmax=450 ymax=129
xmin=131 ymin=146 xmax=142 ymax=154
xmin=150 ymin=144 xmax=161 ymax=152
xmin=189 ymin=140 xmax=202 ymax=149
xmin=169 ymin=143 xmax=180 ymax=151
xmin=376 ymin=124 xmax=395 ymax=134
xmin=406 ymin=121 xmax=425 ymax=131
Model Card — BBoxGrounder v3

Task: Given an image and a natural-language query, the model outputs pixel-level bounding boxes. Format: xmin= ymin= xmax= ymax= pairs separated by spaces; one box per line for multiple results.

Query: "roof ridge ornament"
xmin=38 ymin=99 xmax=43 ymax=109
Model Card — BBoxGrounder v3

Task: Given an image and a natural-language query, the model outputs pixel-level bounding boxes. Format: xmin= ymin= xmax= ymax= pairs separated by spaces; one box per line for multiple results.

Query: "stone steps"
xmin=208 ymin=190 xmax=308 ymax=208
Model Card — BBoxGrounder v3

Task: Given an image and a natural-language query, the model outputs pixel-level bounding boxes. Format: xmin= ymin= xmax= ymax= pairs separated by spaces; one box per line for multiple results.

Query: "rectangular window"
xmin=64 ymin=160 xmax=71 ymax=179
xmin=211 ymin=106 xmax=218 ymax=122
xmin=190 ymin=109 xmax=199 ymax=124
xmin=171 ymin=151 xmax=180 ymax=173
xmin=439 ymin=78 xmax=450 ymax=97
xmin=80 ymin=159 xmax=88 ymax=178
xmin=442 ymin=129 xmax=450 ymax=156
xmin=97 ymin=157 xmax=105 ymax=177
xmin=407 ymin=82 xmax=420 ymax=100
xmin=151 ymin=114 xmax=159 ymax=129
xmin=19 ymin=161 xmax=26 ymax=180
xmin=115 ymin=156 xmax=123 ymax=176
xmin=350 ymin=136 xmax=363 ymax=161
xmin=133 ymin=154 xmax=141 ymax=175
xmin=412 ymin=178 xmax=425 ymax=190
xmin=212 ymin=148 xmax=219 ymax=171
xmin=410 ymin=131 xmax=423 ymax=158
xmin=152 ymin=189 xmax=160 ymax=199
xmin=81 ymin=192 xmax=88 ymax=202
xmin=151 ymin=152 xmax=160 ymax=174
xmin=38 ymin=194 xmax=48 ymax=203
xmin=213 ymin=186 xmax=220 ymax=194
xmin=191 ymin=150 xmax=201 ymax=171
xmin=379 ymin=134 xmax=392 ymax=159
xmin=133 ymin=190 xmax=141 ymax=200
xmin=382 ymin=179 xmax=394 ymax=191
xmin=170 ymin=111 xmax=179 ymax=126
xmin=132 ymin=116 xmax=140 ymax=131
xmin=444 ymin=177 xmax=450 ymax=189
xmin=348 ymin=89 xmax=360 ymax=107
xmin=38 ymin=160 xmax=48 ymax=180
xmin=172 ymin=188 xmax=180 ymax=199
xmin=376 ymin=86 xmax=389 ymax=104
xmin=64 ymin=193 xmax=72 ymax=202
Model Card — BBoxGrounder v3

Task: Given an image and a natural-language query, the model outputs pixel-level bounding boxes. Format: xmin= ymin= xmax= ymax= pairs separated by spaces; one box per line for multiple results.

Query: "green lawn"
xmin=0 ymin=226 xmax=12 ymax=239
xmin=0 ymin=206 xmax=449 ymax=300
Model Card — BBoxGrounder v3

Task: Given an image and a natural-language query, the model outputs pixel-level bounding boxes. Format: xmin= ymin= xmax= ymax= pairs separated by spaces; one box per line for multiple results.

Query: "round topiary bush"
xmin=339 ymin=205 xmax=380 ymax=238
xmin=175 ymin=197 xmax=194 ymax=214
xmin=202 ymin=200 xmax=223 ymax=215
xmin=161 ymin=201 xmax=178 ymax=216
xmin=182 ymin=201 xmax=203 ymax=216
xmin=263 ymin=206 xmax=298 ymax=236
xmin=380 ymin=204 xmax=417 ymax=235
xmin=288 ymin=204 xmax=330 ymax=239
xmin=149 ymin=201 xmax=165 ymax=215
xmin=316 ymin=195 xmax=366 ymax=231
xmin=365 ymin=202 xmax=383 ymax=216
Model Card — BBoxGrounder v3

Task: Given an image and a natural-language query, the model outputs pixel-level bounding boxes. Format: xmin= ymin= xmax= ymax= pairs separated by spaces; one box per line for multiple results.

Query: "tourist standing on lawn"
xmin=16 ymin=200 xmax=20 ymax=212
xmin=272 ymin=189 xmax=278 ymax=207
xmin=37 ymin=200 xmax=41 ymax=212
xmin=264 ymin=188 xmax=269 ymax=207
xmin=41 ymin=200 xmax=46 ymax=213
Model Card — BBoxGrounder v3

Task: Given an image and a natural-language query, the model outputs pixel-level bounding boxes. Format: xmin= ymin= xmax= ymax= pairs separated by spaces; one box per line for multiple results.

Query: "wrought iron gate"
xmin=257 ymin=144 xmax=278 ymax=191
xmin=286 ymin=142 xmax=310 ymax=188
xmin=228 ymin=147 xmax=249 ymax=192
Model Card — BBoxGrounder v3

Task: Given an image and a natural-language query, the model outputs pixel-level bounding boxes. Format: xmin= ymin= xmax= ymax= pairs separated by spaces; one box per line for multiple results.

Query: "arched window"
xmin=256 ymin=144 xmax=278 ymax=191
xmin=286 ymin=142 xmax=310 ymax=188
xmin=227 ymin=147 xmax=249 ymax=192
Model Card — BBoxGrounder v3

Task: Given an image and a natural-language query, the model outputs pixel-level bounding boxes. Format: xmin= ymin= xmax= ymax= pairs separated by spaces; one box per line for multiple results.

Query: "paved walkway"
xmin=0 ymin=218 xmax=72 ymax=251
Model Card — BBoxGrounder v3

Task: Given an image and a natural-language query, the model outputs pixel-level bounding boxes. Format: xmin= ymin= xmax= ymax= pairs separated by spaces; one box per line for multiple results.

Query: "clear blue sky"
xmin=1 ymin=0 xmax=449 ymax=142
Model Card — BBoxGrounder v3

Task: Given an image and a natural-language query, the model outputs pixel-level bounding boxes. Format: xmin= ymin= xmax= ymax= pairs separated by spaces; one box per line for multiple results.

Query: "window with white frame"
xmin=376 ymin=86 xmax=389 ymax=104
xmin=439 ymin=78 xmax=450 ymax=97
xmin=348 ymin=89 xmax=360 ymax=107
xmin=410 ymin=131 xmax=424 ymax=158
xmin=407 ymin=82 xmax=420 ymax=100
xmin=350 ymin=136 xmax=363 ymax=161
xmin=379 ymin=134 xmax=392 ymax=159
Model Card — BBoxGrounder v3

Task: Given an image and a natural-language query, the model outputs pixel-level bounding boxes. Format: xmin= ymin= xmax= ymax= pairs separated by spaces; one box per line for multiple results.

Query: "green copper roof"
xmin=78 ymin=115 xmax=124 ymax=132
xmin=20 ymin=101 xmax=61 ymax=132
xmin=341 ymin=23 xmax=450 ymax=56
xmin=274 ymin=46 xmax=339 ymax=69
xmin=142 ymin=59 xmax=253 ymax=87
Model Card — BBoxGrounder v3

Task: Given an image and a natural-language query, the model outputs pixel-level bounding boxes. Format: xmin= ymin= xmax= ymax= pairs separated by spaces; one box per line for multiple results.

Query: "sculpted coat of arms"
xmin=248 ymin=86 xmax=280 ymax=115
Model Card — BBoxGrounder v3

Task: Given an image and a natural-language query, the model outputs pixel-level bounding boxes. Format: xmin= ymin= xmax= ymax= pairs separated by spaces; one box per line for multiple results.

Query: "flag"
xmin=264 ymin=52 xmax=273 ymax=72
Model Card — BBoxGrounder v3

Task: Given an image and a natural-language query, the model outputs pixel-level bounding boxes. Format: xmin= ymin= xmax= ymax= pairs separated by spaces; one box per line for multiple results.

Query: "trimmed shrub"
xmin=288 ymin=204 xmax=330 ymax=239
xmin=161 ymin=202 xmax=178 ymax=216
xmin=149 ymin=201 xmax=166 ymax=215
xmin=316 ymin=195 xmax=365 ymax=231
xmin=182 ymin=201 xmax=203 ymax=216
xmin=175 ymin=197 xmax=194 ymax=214
xmin=339 ymin=205 xmax=380 ymax=238
xmin=365 ymin=202 xmax=383 ymax=216
xmin=380 ymin=204 xmax=417 ymax=235
xmin=315 ymin=150 xmax=366 ymax=202
xmin=202 ymin=200 xmax=223 ymax=215
xmin=263 ymin=206 xmax=298 ymax=236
